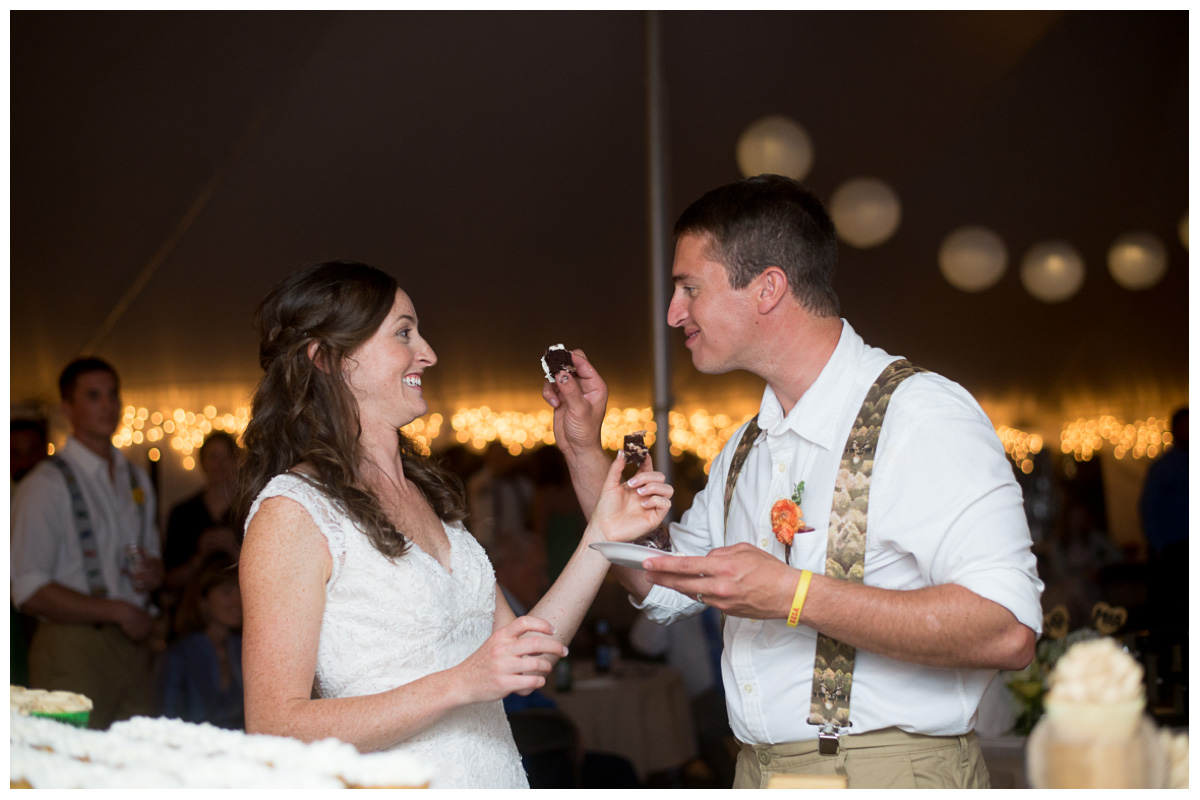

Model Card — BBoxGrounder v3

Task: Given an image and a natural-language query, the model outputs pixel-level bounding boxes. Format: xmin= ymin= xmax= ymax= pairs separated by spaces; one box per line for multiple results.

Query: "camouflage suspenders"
xmin=49 ymin=456 xmax=109 ymax=597
xmin=723 ymin=415 xmax=762 ymax=534
xmin=48 ymin=455 xmax=149 ymax=599
xmin=722 ymin=359 xmax=925 ymax=752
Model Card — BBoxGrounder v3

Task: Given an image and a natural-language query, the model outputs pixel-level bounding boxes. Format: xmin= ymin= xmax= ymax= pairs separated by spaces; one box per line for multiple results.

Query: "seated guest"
xmin=163 ymin=431 xmax=242 ymax=596
xmin=159 ymin=554 xmax=244 ymax=729
xmin=491 ymin=531 xmax=549 ymax=617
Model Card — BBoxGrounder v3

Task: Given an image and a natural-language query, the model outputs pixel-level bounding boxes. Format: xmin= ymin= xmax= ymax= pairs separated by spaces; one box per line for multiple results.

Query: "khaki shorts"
xmin=29 ymin=621 xmax=155 ymax=730
xmin=735 ymin=727 xmax=991 ymax=789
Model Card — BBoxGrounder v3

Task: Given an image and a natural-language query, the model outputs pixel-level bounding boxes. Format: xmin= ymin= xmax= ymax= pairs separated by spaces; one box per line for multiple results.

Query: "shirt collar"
xmin=756 ymin=320 xmax=866 ymax=451
xmin=61 ymin=435 xmax=119 ymax=477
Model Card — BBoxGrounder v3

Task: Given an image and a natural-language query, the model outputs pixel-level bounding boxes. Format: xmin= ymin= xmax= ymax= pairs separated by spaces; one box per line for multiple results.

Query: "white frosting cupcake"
xmin=1044 ymin=637 xmax=1146 ymax=739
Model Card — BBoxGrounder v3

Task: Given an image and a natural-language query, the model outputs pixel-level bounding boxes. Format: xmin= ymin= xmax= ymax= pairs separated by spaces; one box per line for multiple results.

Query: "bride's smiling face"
xmin=343 ymin=289 xmax=437 ymax=429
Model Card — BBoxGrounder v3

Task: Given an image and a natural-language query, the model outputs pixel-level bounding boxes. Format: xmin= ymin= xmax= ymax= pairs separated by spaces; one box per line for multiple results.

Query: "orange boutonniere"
xmin=771 ymin=498 xmax=803 ymax=546
xmin=771 ymin=481 xmax=811 ymax=545
xmin=771 ymin=481 xmax=814 ymax=562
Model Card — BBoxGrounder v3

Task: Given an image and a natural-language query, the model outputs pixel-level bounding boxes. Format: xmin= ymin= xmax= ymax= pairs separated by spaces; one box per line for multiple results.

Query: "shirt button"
xmin=744 ymin=684 xmax=754 ymax=694
xmin=760 ymin=537 xmax=769 ymax=548
xmin=777 ymin=463 xmax=787 ymax=473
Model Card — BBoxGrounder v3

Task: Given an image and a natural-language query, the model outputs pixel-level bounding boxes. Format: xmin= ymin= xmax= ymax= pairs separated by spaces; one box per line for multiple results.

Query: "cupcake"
xmin=1043 ymin=637 xmax=1145 ymax=740
xmin=10 ymin=686 xmax=93 ymax=729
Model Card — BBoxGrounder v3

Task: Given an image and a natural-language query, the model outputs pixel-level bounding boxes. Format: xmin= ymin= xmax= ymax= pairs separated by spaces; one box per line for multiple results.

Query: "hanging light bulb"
xmin=735 ymin=115 xmax=814 ymax=181
xmin=939 ymin=225 xmax=1008 ymax=292
xmin=1107 ymin=231 xmax=1167 ymax=290
xmin=830 ymin=177 xmax=902 ymax=248
xmin=1020 ymin=240 xmax=1085 ymax=303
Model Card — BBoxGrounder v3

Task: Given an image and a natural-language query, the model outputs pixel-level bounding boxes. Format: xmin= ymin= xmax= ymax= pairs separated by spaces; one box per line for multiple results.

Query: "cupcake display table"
xmin=9 ymin=711 xmax=433 ymax=789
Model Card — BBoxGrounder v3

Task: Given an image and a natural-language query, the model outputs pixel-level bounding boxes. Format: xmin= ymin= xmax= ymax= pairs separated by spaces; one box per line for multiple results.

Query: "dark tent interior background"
xmin=10 ymin=11 xmax=1189 ymax=555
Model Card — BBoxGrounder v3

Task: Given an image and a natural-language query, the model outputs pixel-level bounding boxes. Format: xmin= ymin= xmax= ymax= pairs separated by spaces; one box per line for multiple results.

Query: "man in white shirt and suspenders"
xmin=11 ymin=357 xmax=164 ymax=729
xmin=545 ymin=176 xmax=1043 ymax=788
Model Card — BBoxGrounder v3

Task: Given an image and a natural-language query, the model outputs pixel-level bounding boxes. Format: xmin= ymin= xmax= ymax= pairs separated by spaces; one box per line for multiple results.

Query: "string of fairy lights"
xmin=104 ymin=403 xmax=1177 ymax=474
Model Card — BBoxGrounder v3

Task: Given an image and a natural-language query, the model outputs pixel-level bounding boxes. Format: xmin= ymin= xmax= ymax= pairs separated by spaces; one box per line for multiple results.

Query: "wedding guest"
xmin=531 ymin=445 xmax=587 ymax=583
xmin=11 ymin=417 xmax=49 ymax=485
xmin=1042 ymin=501 xmax=1122 ymax=627
xmin=163 ymin=431 xmax=241 ymax=595
xmin=1140 ymin=406 xmax=1188 ymax=632
xmin=467 ymin=441 xmax=534 ymax=550
xmin=492 ymin=530 xmax=549 ymax=617
xmin=10 ymin=417 xmax=49 ymax=688
xmin=11 ymin=358 xmax=163 ymax=729
xmin=160 ymin=554 xmax=244 ymax=729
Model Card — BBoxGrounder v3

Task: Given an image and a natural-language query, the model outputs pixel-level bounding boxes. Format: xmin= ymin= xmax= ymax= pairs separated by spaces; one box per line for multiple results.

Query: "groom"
xmin=545 ymin=175 xmax=1042 ymax=788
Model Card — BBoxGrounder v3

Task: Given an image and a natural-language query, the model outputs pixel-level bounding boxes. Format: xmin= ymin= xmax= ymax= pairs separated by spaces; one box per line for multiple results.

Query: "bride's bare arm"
xmin=241 ymin=495 xmax=566 ymax=753
xmin=504 ymin=452 xmax=672 ymax=653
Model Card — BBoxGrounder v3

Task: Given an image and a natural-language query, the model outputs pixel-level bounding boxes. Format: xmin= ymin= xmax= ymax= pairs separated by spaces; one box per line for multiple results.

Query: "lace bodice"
xmin=246 ymin=473 xmax=527 ymax=789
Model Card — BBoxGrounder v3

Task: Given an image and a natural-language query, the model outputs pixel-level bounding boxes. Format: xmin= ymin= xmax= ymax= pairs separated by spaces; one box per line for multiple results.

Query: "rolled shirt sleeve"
xmin=11 ymin=466 xmax=73 ymax=608
xmin=869 ymin=374 xmax=1044 ymax=635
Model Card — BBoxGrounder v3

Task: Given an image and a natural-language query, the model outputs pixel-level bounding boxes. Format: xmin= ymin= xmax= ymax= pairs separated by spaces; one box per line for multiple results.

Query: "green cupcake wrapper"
xmin=30 ymin=710 xmax=90 ymax=728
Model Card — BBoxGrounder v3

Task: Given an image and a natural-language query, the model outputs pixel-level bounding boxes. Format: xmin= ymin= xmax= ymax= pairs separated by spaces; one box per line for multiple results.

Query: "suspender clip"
xmin=817 ymin=723 xmax=850 ymax=755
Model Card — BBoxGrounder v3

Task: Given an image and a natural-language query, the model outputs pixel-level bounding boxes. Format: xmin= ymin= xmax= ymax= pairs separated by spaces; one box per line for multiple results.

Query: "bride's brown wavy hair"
xmin=233 ymin=261 xmax=467 ymax=559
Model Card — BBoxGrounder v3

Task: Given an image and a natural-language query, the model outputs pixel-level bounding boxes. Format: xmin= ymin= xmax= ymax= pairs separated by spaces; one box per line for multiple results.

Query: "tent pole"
xmin=646 ymin=11 xmax=673 ymax=507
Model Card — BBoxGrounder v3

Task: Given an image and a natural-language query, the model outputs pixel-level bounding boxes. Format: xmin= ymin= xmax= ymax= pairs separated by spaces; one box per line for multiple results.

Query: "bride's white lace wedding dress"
xmin=246 ymin=473 xmax=528 ymax=789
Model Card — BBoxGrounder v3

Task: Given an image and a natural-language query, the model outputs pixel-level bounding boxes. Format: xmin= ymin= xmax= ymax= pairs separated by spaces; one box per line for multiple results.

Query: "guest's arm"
xmin=19 ymin=584 xmax=155 ymax=642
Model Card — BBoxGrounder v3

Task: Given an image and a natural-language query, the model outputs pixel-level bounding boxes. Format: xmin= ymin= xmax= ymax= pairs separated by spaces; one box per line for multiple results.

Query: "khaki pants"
xmin=735 ymin=727 xmax=991 ymax=789
xmin=28 ymin=621 xmax=155 ymax=730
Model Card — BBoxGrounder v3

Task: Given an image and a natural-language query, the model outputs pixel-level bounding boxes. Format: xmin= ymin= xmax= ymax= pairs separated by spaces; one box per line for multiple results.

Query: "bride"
xmin=235 ymin=261 xmax=672 ymax=788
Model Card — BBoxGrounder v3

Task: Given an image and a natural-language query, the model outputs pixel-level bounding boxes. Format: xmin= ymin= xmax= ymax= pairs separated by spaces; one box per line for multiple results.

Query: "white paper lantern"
xmin=1020 ymin=240 xmax=1085 ymax=303
xmin=830 ymin=177 xmax=902 ymax=248
xmin=938 ymin=225 xmax=1008 ymax=292
xmin=1179 ymin=212 xmax=1188 ymax=250
xmin=735 ymin=115 xmax=814 ymax=181
xmin=1107 ymin=231 xmax=1168 ymax=290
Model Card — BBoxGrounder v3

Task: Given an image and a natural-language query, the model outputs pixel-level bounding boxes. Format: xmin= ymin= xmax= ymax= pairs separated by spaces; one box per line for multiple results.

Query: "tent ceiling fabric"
xmin=11 ymin=11 xmax=1188 ymax=430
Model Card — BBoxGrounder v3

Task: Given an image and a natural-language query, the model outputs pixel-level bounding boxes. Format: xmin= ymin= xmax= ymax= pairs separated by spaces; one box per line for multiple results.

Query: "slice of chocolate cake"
xmin=633 ymin=525 xmax=672 ymax=552
xmin=623 ymin=430 xmax=649 ymax=467
xmin=541 ymin=344 xmax=576 ymax=381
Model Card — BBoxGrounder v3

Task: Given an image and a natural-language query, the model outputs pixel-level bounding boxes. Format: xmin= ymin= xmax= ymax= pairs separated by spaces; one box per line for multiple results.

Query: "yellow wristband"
xmin=786 ymin=570 xmax=813 ymax=627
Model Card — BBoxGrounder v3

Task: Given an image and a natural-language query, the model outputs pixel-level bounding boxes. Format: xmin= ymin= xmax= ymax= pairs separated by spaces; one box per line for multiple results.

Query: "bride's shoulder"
xmin=247 ymin=470 xmax=336 ymax=529
xmin=260 ymin=466 xmax=322 ymax=495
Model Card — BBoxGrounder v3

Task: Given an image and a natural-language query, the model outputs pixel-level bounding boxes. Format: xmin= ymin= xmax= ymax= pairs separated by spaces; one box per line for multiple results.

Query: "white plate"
xmin=589 ymin=541 xmax=677 ymax=570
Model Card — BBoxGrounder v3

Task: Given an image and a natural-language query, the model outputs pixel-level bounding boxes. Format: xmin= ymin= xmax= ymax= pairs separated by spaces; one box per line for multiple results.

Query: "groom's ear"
xmin=754 ymin=266 xmax=788 ymax=314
